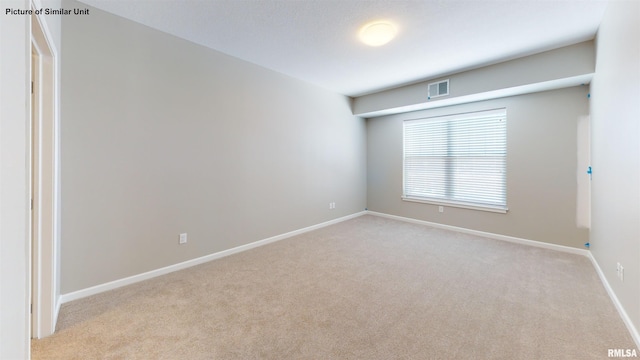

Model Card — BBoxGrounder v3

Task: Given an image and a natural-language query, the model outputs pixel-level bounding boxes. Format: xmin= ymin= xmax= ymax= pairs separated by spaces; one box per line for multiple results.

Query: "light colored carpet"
xmin=32 ymin=215 xmax=637 ymax=359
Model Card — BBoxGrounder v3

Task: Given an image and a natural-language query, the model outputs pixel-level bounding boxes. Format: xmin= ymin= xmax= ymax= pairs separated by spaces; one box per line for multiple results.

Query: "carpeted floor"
xmin=32 ymin=215 xmax=637 ymax=359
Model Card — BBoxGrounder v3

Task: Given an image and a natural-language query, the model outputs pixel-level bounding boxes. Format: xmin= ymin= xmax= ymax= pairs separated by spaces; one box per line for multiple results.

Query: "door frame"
xmin=30 ymin=9 xmax=59 ymax=339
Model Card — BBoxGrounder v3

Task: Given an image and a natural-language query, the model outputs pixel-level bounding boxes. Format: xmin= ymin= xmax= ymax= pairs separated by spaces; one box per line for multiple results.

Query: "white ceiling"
xmin=77 ymin=0 xmax=609 ymax=97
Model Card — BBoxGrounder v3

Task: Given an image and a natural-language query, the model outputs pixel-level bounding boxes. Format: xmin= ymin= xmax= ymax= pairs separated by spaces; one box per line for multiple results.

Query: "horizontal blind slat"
xmin=403 ymin=108 xmax=507 ymax=209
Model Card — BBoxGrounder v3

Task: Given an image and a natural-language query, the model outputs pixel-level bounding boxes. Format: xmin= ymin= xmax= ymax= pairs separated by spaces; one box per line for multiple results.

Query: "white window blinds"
xmin=403 ymin=108 xmax=507 ymax=212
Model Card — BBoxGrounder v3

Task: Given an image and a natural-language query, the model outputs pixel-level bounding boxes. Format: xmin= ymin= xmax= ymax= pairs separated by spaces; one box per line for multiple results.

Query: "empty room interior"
xmin=2 ymin=0 xmax=640 ymax=358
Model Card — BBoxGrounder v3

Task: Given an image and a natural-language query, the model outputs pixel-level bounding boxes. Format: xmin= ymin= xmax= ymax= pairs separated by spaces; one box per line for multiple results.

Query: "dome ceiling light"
xmin=358 ymin=21 xmax=397 ymax=47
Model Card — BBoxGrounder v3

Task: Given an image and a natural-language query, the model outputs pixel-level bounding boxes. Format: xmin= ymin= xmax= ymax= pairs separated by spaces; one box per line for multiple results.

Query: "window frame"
xmin=402 ymin=108 xmax=508 ymax=213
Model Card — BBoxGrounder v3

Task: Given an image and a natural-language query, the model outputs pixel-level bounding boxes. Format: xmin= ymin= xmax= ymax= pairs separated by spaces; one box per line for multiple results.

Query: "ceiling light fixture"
xmin=359 ymin=21 xmax=397 ymax=47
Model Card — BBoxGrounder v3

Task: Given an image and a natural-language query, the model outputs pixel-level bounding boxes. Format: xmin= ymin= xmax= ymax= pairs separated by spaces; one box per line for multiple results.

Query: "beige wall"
xmin=60 ymin=3 xmax=366 ymax=294
xmin=590 ymin=0 xmax=640 ymax=335
xmin=367 ymin=86 xmax=590 ymax=248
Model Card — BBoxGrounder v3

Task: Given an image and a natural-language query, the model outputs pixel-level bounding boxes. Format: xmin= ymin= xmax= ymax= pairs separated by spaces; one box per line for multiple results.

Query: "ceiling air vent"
xmin=428 ymin=79 xmax=449 ymax=99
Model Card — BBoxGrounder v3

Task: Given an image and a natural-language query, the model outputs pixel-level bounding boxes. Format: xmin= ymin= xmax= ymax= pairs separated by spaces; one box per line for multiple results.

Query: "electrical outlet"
xmin=329 ymin=202 xmax=336 ymax=210
xmin=179 ymin=233 xmax=187 ymax=245
xmin=616 ymin=262 xmax=624 ymax=282
xmin=438 ymin=206 xmax=444 ymax=213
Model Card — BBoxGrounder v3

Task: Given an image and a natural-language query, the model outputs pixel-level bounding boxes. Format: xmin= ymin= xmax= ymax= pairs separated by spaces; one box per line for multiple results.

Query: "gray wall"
xmin=367 ymin=86 xmax=590 ymax=248
xmin=590 ymin=0 xmax=640 ymax=334
xmin=61 ymin=3 xmax=366 ymax=294
xmin=353 ymin=41 xmax=594 ymax=117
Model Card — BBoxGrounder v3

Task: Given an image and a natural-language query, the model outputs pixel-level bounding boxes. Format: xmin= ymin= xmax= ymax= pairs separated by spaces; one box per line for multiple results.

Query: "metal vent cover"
xmin=428 ymin=79 xmax=449 ymax=99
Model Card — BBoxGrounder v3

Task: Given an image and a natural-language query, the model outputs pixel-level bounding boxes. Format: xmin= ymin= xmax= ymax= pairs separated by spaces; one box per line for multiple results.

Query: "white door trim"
xmin=30 ymin=9 xmax=59 ymax=339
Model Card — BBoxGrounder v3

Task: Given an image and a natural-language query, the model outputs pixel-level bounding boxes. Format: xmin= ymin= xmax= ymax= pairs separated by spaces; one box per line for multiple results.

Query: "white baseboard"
xmin=588 ymin=252 xmax=640 ymax=350
xmin=55 ymin=295 xmax=61 ymax=326
xmin=366 ymin=211 xmax=589 ymax=256
xmin=57 ymin=209 xmax=640 ymax=349
xmin=60 ymin=211 xmax=367 ymax=304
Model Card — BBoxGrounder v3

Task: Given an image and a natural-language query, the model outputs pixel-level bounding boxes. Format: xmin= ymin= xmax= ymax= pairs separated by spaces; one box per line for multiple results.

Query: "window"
xmin=403 ymin=108 xmax=507 ymax=213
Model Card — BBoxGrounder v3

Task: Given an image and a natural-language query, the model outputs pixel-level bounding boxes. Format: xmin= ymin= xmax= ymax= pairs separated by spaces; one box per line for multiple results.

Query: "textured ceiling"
xmin=77 ymin=0 xmax=609 ymax=97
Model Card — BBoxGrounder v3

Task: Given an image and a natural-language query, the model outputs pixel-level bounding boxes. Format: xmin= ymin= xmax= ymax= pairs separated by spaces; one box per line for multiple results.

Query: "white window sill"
xmin=401 ymin=196 xmax=508 ymax=214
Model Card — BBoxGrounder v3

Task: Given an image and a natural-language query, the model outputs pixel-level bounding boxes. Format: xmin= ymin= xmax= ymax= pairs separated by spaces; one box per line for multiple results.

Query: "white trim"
xmin=60 ymin=211 xmax=366 ymax=304
xmin=56 ymin=209 xmax=640 ymax=350
xmin=37 ymin=2 xmax=62 ymax=336
xmin=30 ymin=9 xmax=58 ymax=339
xmin=587 ymin=252 xmax=640 ymax=350
xmin=401 ymin=196 xmax=508 ymax=214
xmin=366 ymin=211 xmax=589 ymax=256
xmin=55 ymin=296 xmax=62 ymax=325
